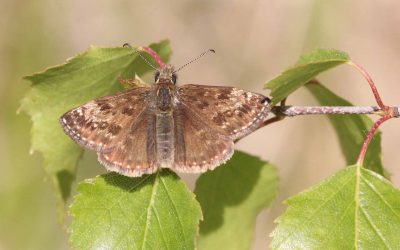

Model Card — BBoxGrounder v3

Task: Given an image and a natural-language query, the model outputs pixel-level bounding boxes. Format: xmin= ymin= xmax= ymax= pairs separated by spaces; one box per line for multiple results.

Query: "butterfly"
xmin=60 ymin=49 xmax=271 ymax=177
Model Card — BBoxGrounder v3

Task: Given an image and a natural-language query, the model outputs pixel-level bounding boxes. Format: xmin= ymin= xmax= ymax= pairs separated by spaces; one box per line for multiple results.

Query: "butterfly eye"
xmin=154 ymin=71 xmax=160 ymax=82
xmin=172 ymin=73 xmax=177 ymax=84
xmin=261 ymin=97 xmax=271 ymax=104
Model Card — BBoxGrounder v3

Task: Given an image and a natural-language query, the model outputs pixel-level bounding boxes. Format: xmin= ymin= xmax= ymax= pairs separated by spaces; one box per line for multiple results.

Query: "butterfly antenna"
xmin=174 ymin=49 xmax=216 ymax=73
xmin=123 ymin=43 xmax=158 ymax=71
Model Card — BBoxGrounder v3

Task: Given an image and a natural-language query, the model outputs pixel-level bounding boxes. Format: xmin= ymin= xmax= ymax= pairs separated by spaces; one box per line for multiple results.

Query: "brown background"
xmin=1 ymin=1 xmax=399 ymax=249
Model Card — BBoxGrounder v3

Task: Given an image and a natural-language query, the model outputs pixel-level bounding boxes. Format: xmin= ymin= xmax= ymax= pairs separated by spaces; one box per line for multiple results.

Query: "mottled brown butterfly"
xmin=60 ymin=45 xmax=271 ymax=177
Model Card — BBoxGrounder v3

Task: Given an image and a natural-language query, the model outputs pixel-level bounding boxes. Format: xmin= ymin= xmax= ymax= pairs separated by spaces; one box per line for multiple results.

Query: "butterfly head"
xmin=155 ymin=64 xmax=177 ymax=84
xmin=153 ymin=48 xmax=215 ymax=85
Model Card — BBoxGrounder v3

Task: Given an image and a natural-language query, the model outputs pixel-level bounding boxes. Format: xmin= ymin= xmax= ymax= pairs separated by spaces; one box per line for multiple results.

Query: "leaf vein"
xmin=74 ymin=175 xmax=152 ymax=239
xmin=275 ymin=172 xmax=355 ymax=248
xmin=359 ymin=207 xmax=391 ymax=249
xmin=159 ymin=176 xmax=187 ymax=249
xmin=361 ymin=175 xmax=400 ymax=220
xmin=151 ymin=206 xmax=168 ymax=249
xmin=318 ymin=200 xmax=355 ymax=246
xmin=140 ymin=173 xmax=159 ymax=250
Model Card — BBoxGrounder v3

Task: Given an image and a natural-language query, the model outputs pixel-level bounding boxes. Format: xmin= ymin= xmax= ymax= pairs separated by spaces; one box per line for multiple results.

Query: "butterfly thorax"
xmin=155 ymin=64 xmax=177 ymax=113
xmin=156 ymin=83 xmax=175 ymax=112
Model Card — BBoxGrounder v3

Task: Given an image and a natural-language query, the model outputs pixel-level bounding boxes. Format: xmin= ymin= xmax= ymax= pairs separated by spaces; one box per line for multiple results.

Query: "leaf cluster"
xmin=22 ymin=42 xmax=400 ymax=249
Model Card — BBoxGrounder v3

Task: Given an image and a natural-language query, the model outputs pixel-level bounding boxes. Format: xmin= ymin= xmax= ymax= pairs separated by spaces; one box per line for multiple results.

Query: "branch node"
xmin=350 ymin=61 xmax=386 ymax=108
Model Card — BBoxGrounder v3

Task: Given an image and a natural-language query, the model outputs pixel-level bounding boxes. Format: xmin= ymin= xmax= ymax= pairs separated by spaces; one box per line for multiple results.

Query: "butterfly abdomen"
xmin=156 ymin=113 xmax=175 ymax=168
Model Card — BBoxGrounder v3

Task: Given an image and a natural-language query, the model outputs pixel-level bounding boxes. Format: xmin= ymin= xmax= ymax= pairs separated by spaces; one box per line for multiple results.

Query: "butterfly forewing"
xmin=60 ymin=87 xmax=152 ymax=152
xmin=178 ymin=84 xmax=270 ymax=140
xmin=173 ymin=103 xmax=234 ymax=172
xmin=97 ymin=109 xmax=158 ymax=176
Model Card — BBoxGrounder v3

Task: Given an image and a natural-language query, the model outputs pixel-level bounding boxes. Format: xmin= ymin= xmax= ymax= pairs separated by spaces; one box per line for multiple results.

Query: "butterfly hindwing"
xmin=60 ymin=87 xmax=152 ymax=152
xmin=178 ymin=84 xmax=270 ymax=140
xmin=173 ymin=103 xmax=234 ymax=173
xmin=97 ymin=109 xmax=158 ymax=177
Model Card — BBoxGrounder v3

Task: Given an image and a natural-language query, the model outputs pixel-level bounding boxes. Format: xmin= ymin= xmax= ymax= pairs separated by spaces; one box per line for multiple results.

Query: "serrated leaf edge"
xmin=23 ymin=46 xmax=134 ymax=82
xmin=271 ymin=164 xmax=400 ymax=249
xmin=264 ymin=60 xmax=349 ymax=91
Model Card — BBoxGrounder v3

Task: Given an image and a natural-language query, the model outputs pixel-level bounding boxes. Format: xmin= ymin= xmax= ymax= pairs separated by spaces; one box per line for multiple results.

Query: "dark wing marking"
xmin=178 ymin=84 xmax=270 ymax=140
xmin=98 ymin=109 xmax=158 ymax=177
xmin=60 ymin=87 xmax=151 ymax=152
xmin=173 ymin=103 xmax=234 ymax=173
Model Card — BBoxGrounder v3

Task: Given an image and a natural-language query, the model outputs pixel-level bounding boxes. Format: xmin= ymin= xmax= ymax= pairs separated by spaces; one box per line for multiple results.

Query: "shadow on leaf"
xmin=194 ymin=151 xmax=265 ymax=234
xmin=102 ymin=169 xmax=178 ymax=192
xmin=56 ymin=169 xmax=75 ymax=202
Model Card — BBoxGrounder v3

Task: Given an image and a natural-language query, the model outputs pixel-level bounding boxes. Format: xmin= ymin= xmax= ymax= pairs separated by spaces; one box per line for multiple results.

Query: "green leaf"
xmin=20 ymin=40 xmax=172 ymax=213
xmin=271 ymin=165 xmax=400 ymax=249
xmin=70 ymin=170 xmax=202 ymax=250
xmin=265 ymin=48 xmax=350 ymax=105
xmin=195 ymin=151 xmax=279 ymax=250
xmin=307 ymin=83 xmax=386 ymax=177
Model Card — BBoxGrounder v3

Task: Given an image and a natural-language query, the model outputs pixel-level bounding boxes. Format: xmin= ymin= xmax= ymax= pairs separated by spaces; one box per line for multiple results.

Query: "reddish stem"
xmin=356 ymin=115 xmax=391 ymax=166
xmin=141 ymin=47 xmax=165 ymax=69
xmin=350 ymin=61 xmax=386 ymax=108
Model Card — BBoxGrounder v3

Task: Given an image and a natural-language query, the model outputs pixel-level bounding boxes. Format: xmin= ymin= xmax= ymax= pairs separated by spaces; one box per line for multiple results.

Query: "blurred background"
xmin=1 ymin=0 xmax=400 ymax=249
